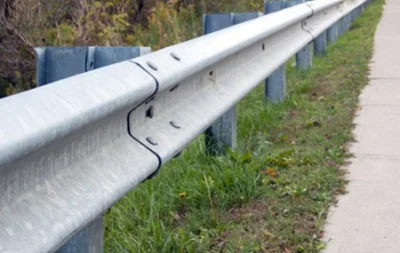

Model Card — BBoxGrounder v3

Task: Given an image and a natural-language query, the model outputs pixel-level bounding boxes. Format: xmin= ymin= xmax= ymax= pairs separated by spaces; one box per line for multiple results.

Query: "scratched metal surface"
xmin=0 ymin=0 xmax=369 ymax=252
xmin=0 ymin=62 xmax=159 ymax=253
xmin=32 ymin=46 xmax=152 ymax=253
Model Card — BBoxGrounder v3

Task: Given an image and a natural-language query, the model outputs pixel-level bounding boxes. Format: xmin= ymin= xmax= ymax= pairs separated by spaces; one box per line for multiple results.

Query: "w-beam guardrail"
xmin=0 ymin=0 xmax=372 ymax=252
xmin=33 ymin=46 xmax=151 ymax=253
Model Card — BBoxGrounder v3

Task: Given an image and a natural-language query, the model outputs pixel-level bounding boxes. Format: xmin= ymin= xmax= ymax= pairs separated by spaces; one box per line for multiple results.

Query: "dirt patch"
xmin=309 ymin=83 xmax=331 ymax=99
xmin=229 ymin=201 xmax=269 ymax=222
xmin=288 ymin=109 xmax=298 ymax=120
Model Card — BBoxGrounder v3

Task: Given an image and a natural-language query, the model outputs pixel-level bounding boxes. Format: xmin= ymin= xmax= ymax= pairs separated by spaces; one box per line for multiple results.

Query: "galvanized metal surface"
xmin=130 ymin=6 xmax=313 ymax=164
xmin=0 ymin=62 xmax=160 ymax=253
xmin=35 ymin=46 xmax=151 ymax=253
xmin=0 ymin=0 xmax=371 ymax=252
xmin=202 ymin=12 xmax=261 ymax=154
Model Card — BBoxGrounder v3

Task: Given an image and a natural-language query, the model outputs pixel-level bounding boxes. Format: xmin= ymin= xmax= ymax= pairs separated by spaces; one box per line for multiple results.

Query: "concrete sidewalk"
xmin=323 ymin=1 xmax=400 ymax=252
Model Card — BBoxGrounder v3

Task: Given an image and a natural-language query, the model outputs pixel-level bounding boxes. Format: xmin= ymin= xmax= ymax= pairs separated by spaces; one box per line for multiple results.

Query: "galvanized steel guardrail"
xmin=0 ymin=0 xmax=372 ymax=252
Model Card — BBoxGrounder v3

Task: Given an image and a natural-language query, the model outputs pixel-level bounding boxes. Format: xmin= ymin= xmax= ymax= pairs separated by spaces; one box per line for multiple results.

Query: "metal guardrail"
xmin=0 ymin=0 xmax=372 ymax=252
xmin=33 ymin=46 xmax=151 ymax=253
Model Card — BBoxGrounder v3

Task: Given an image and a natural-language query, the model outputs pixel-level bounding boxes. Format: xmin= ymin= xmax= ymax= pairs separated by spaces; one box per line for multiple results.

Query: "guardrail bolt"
xmin=169 ymin=84 xmax=179 ymax=92
xmin=170 ymin=121 xmax=181 ymax=129
xmin=146 ymin=106 xmax=154 ymax=118
xmin=147 ymin=61 xmax=158 ymax=71
xmin=170 ymin=52 xmax=181 ymax=61
xmin=209 ymin=70 xmax=216 ymax=82
xmin=146 ymin=137 xmax=158 ymax=146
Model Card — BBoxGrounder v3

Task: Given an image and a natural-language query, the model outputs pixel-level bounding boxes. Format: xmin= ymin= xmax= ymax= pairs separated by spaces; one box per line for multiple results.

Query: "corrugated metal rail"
xmin=0 ymin=0 xmax=372 ymax=252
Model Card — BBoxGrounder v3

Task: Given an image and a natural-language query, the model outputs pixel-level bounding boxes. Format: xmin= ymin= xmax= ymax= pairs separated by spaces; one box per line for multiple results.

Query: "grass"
xmin=104 ymin=1 xmax=384 ymax=252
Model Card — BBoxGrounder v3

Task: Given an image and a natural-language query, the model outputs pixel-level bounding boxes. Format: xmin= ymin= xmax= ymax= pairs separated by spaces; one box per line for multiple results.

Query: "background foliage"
xmin=0 ymin=0 xmax=263 ymax=96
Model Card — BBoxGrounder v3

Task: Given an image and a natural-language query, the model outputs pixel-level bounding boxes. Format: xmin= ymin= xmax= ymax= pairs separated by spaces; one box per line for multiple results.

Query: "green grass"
xmin=104 ymin=1 xmax=384 ymax=252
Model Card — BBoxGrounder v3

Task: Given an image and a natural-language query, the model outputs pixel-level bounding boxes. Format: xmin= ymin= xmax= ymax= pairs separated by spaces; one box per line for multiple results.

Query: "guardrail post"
xmin=35 ymin=46 xmax=151 ymax=86
xmin=325 ymin=0 xmax=338 ymax=44
xmin=203 ymin=13 xmax=236 ymax=155
xmin=264 ymin=1 xmax=287 ymax=103
xmin=350 ymin=8 xmax=356 ymax=22
xmin=296 ymin=45 xmax=312 ymax=71
xmin=311 ymin=0 xmax=327 ymax=57
xmin=287 ymin=0 xmax=312 ymax=71
xmin=357 ymin=5 xmax=362 ymax=17
xmin=338 ymin=17 xmax=344 ymax=36
xmin=264 ymin=64 xmax=286 ymax=103
xmin=314 ymin=31 xmax=327 ymax=56
xmin=296 ymin=44 xmax=312 ymax=71
xmin=35 ymin=47 xmax=88 ymax=86
xmin=344 ymin=13 xmax=351 ymax=31
xmin=327 ymin=23 xmax=338 ymax=44
xmin=34 ymin=46 xmax=150 ymax=253
xmin=57 ymin=217 xmax=103 ymax=253
xmin=365 ymin=0 xmax=371 ymax=8
xmin=350 ymin=6 xmax=361 ymax=22
xmin=203 ymin=12 xmax=260 ymax=155
xmin=307 ymin=0 xmax=328 ymax=56
xmin=232 ymin=12 xmax=262 ymax=25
